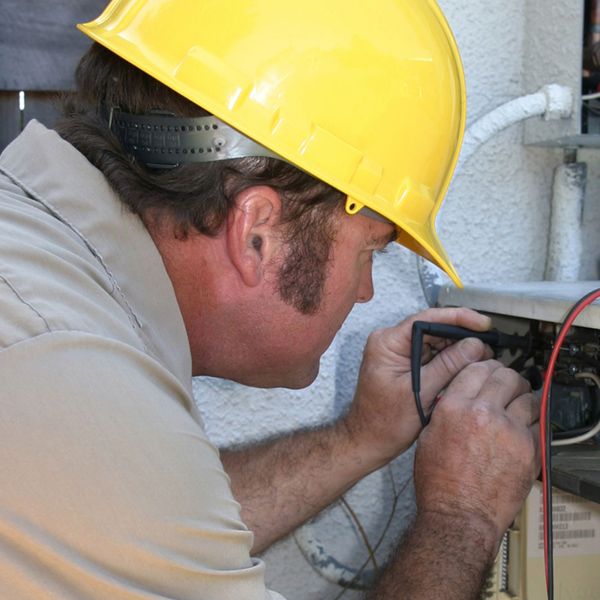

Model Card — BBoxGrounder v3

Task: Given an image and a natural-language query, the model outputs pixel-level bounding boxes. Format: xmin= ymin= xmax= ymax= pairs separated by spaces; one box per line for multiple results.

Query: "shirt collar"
xmin=0 ymin=121 xmax=193 ymax=395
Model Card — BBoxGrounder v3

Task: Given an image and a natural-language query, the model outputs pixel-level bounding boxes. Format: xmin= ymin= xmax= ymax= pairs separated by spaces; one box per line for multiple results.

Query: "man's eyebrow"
xmin=370 ymin=229 xmax=397 ymax=249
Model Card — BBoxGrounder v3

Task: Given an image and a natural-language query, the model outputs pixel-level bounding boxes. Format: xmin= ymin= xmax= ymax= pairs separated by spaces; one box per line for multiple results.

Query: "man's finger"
xmin=474 ymin=367 xmax=532 ymax=410
xmin=406 ymin=306 xmax=492 ymax=333
xmin=505 ymin=392 xmax=540 ymax=428
xmin=420 ymin=347 xmax=499 ymax=404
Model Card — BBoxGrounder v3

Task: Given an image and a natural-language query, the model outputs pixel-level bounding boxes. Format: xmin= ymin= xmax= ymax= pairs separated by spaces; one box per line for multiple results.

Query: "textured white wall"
xmin=193 ymin=2 xmax=600 ymax=598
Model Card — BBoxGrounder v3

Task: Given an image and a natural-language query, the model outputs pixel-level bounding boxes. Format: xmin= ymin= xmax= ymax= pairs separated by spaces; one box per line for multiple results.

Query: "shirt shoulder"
xmin=0 ymin=170 xmax=146 ymax=353
xmin=0 ymin=331 xmax=287 ymax=599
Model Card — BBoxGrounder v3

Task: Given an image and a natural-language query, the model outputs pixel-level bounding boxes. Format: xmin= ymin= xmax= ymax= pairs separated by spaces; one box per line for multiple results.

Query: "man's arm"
xmin=221 ymin=418 xmax=365 ymax=554
xmin=221 ymin=307 xmax=496 ymax=553
xmin=367 ymin=511 xmax=497 ymax=600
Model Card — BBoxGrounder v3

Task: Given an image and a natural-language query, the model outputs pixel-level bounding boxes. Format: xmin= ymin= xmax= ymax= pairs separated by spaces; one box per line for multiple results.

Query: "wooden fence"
xmin=0 ymin=0 xmax=106 ymax=152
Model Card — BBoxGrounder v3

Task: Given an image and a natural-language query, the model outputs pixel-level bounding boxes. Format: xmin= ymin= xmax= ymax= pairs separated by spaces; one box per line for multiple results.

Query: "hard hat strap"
xmin=105 ymin=107 xmax=282 ymax=169
xmin=357 ymin=206 xmax=394 ymax=226
xmin=103 ymin=107 xmax=392 ymax=226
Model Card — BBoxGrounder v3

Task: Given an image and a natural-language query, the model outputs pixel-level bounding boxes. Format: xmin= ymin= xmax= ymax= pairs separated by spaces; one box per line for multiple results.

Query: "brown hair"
xmin=55 ymin=43 xmax=345 ymax=313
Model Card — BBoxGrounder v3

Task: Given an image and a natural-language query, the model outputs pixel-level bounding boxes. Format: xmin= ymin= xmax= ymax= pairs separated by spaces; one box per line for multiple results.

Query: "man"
xmin=0 ymin=1 xmax=539 ymax=598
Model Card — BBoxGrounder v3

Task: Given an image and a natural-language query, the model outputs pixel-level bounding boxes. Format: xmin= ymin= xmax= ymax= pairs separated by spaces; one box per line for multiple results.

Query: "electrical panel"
xmin=436 ymin=281 xmax=600 ymax=598
xmin=438 ymin=281 xmax=600 ymax=503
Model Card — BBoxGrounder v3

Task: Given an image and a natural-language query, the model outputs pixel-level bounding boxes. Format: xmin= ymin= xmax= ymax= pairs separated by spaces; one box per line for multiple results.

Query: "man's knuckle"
xmin=490 ymin=366 xmax=519 ymax=388
xmin=419 ymin=307 xmax=438 ymax=320
xmin=463 ymin=361 xmax=493 ymax=380
xmin=458 ymin=337 xmax=485 ymax=362
xmin=435 ymin=398 xmax=457 ymax=418
xmin=471 ymin=403 xmax=495 ymax=428
xmin=438 ymin=347 xmax=462 ymax=374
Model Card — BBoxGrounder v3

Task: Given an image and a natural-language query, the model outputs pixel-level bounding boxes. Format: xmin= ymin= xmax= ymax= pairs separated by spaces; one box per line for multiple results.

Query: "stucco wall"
xmin=193 ymin=2 xmax=600 ymax=598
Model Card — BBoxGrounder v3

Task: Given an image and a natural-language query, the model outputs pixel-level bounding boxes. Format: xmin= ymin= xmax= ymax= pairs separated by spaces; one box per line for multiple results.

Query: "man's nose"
xmin=356 ymin=264 xmax=374 ymax=303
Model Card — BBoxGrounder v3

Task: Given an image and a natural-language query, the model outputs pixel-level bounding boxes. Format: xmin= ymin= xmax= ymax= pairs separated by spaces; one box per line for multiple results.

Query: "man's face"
xmin=258 ymin=210 xmax=396 ymax=388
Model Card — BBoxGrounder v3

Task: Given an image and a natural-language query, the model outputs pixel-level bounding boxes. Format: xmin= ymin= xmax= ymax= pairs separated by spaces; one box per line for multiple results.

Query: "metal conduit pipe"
xmin=418 ymin=84 xmax=574 ymax=306
xmin=544 ymin=158 xmax=587 ymax=282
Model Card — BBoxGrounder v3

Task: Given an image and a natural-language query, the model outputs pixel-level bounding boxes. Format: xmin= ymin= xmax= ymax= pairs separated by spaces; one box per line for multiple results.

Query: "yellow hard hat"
xmin=79 ymin=0 xmax=466 ymax=286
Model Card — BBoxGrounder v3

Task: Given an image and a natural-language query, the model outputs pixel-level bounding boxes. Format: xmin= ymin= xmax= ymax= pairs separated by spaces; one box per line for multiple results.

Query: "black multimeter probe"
xmin=411 ymin=321 xmax=531 ymax=428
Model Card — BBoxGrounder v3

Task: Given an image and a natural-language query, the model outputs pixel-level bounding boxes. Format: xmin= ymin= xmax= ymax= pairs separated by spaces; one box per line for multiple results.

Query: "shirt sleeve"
xmin=0 ymin=331 xmax=287 ymax=600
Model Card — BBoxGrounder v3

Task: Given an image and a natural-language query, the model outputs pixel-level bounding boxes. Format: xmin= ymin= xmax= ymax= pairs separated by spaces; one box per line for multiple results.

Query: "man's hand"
xmin=416 ymin=359 xmax=541 ymax=542
xmin=345 ymin=307 xmax=494 ymax=466
xmin=368 ymin=359 xmax=540 ymax=600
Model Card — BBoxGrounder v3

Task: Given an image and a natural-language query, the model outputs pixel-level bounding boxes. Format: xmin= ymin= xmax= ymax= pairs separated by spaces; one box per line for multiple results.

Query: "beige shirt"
xmin=0 ymin=121 xmax=284 ymax=600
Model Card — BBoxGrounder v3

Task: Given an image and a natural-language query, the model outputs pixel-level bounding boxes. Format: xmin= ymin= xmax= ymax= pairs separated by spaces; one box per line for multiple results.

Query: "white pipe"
xmin=544 ymin=162 xmax=586 ymax=282
xmin=418 ymin=84 xmax=574 ymax=305
xmin=457 ymin=84 xmax=573 ymax=173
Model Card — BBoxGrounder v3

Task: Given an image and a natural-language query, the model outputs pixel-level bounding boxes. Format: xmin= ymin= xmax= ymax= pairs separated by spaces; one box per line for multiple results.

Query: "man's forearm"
xmin=367 ymin=510 xmax=498 ymax=600
xmin=220 ymin=419 xmax=384 ymax=554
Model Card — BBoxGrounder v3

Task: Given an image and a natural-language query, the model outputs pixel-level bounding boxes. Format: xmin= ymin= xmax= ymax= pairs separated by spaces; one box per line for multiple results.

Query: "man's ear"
xmin=226 ymin=185 xmax=283 ymax=287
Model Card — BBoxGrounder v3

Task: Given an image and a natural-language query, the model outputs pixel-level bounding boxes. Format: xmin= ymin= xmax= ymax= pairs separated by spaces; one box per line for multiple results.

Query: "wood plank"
xmin=0 ymin=91 xmax=21 ymax=152
xmin=0 ymin=0 xmax=107 ymax=91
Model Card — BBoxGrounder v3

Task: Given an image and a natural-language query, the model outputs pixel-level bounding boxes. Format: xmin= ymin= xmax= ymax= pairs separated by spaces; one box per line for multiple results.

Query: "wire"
xmin=582 ymin=92 xmax=600 ymax=100
xmin=583 ymin=102 xmax=600 ymax=116
xmin=331 ymin=467 xmax=411 ymax=600
xmin=574 ymin=371 xmax=600 ymax=388
xmin=551 ymin=372 xmax=600 ymax=446
xmin=340 ymin=497 xmax=380 ymax=573
xmin=551 ymin=418 xmax=600 ymax=446
xmin=410 ymin=321 xmax=529 ymax=428
xmin=413 ymin=389 xmax=429 ymax=429
xmin=540 ymin=288 xmax=600 ymax=600
xmin=552 ymin=424 xmax=596 ymax=439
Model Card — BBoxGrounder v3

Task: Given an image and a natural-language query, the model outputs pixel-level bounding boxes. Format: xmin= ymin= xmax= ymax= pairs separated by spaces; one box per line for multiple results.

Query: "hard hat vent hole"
xmin=348 ymin=202 xmax=356 ymax=211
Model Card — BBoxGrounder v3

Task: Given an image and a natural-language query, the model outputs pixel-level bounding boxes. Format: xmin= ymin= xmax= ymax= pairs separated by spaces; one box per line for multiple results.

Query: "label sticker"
xmin=527 ymin=483 xmax=600 ymax=558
